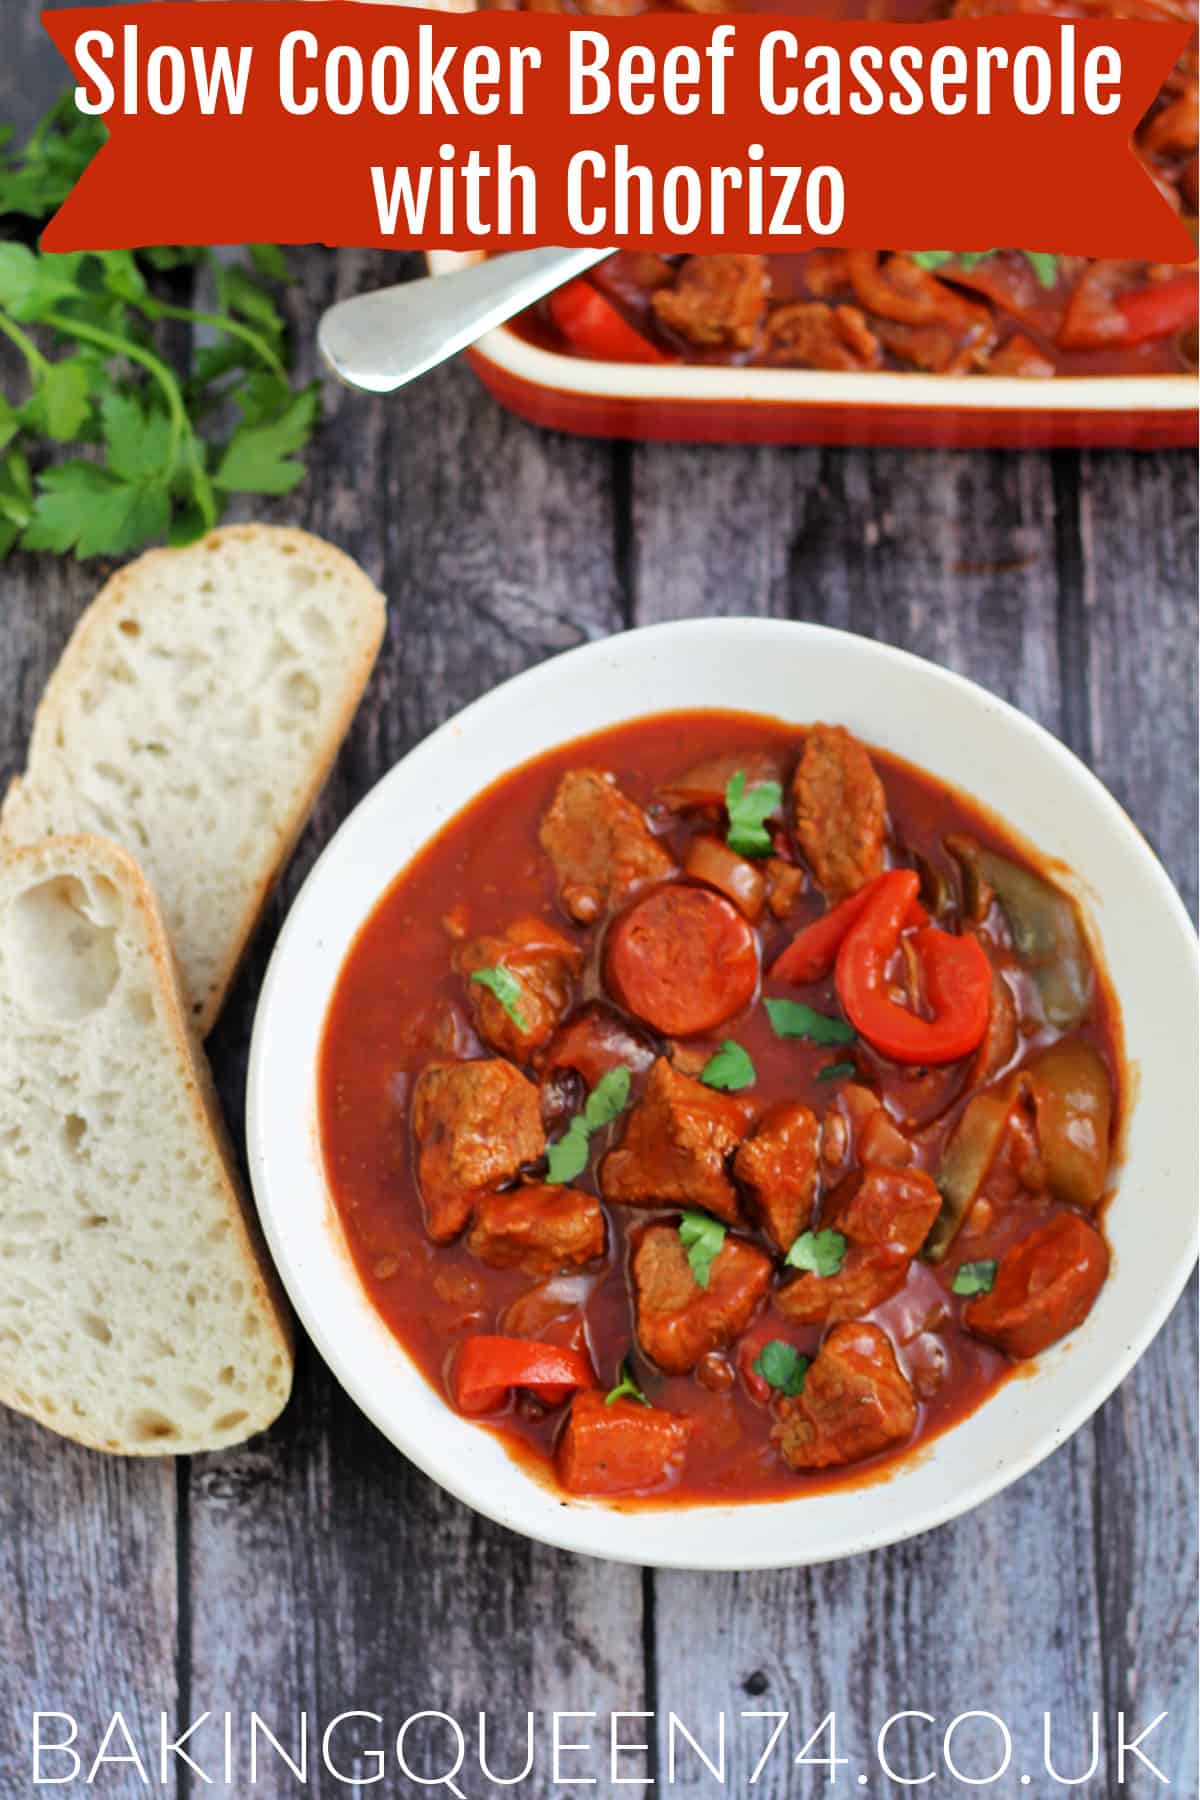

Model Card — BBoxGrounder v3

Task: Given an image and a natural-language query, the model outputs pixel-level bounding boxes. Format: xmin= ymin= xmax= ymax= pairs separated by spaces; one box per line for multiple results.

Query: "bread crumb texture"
xmin=0 ymin=837 xmax=293 ymax=1454
xmin=1 ymin=526 xmax=386 ymax=1034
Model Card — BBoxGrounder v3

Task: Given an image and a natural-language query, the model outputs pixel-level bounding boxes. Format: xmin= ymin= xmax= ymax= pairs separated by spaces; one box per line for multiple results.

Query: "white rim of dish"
xmin=427 ymin=250 xmax=1199 ymax=415
xmin=247 ymin=620 xmax=1199 ymax=1568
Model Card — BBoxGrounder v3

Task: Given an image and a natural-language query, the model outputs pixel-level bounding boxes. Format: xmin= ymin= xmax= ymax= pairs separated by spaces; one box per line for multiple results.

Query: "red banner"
xmin=41 ymin=1 xmax=1194 ymax=258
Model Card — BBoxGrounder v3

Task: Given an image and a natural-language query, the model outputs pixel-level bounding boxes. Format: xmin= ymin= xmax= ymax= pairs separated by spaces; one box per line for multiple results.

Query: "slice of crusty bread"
xmin=2 ymin=525 xmax=386 ymax=1035
xmin=0 ymin=835 xmax=293 ymax=1454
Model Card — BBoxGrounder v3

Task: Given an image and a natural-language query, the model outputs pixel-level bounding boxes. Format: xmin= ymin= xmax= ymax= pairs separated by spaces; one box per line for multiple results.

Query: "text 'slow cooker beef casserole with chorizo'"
xmin=319 ymin=713 xmax=1120 ymax=1502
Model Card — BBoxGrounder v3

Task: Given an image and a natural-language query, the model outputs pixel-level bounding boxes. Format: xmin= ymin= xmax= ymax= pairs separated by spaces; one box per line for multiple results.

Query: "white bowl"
xmin=246 ymin=620 xmax=1198 ymax=1568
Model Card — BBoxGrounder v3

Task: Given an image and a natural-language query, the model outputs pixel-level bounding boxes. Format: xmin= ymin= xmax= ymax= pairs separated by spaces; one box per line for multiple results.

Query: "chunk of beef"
xmin=411 ymin=1059 xmax=545 ymax=1243
xmin=600 ymin=1057 xmax=751 ymax=1223
xmin=792 ymin=723 xmax=887 ymax=900
xmin=631 ymin=1224 xmax=772 ymax=1375
xmin=558 ymin=1388 xmax=692 ymax=1495
xmin=765 ymin=301 xmax=883 ymax=370
xmin=964 ymin=1213 xmax=1109 ymax=1359
xmin=466 ymin=1185 xmax=605 ymax=1274
xmin=734 ymin=1103 xmax=820 ymax=1253
xmin=777 ymin=1165 xmax=941 ymax=1324
xmin=457 ymin=915 xmax=583 ymax=1062
xmin=771 ymin=1322 xmax=916 ymax=1470
xmin=651 ymin=254 xmax=769 ymax=350
xmin=539 ymin=768 xmax=676 ymax=924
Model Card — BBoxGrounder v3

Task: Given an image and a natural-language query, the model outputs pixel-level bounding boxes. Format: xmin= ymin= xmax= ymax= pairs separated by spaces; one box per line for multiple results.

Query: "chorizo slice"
xmin=771 ymin=1321 xmax=917 ymax=1471
xmin=557 ymin=1389 xmax=691 ymax=1496
xmin=605 ymin=885 xmax=759 ymax=1036
xmin=411 ymin=1060 xmax=545 ymax=1243
xmin=631 ymin=1224 xmax=772 ymax=1375
xmin=600 ymin=1057 xmax=751 ymax=1223
xmin=792 ymin=723 xmax=887 ymax=900
xmin=964 ymin=1213 xmax=1109 ymax=1359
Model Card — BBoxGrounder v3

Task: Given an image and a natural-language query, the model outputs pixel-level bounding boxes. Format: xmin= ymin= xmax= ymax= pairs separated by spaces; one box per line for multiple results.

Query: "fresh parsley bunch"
xmin=0 ymin=94 xmax=319 ymax=559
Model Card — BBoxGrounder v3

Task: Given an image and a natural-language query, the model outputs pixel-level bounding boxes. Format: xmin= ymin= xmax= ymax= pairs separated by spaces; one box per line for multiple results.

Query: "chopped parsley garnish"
xmin=679 ymin=1210 xmax=727 ymax=1289
xmin=753 ymin=1340 xmax=810 ymax=1397
xmin=909 ymin=250 xmax=1059 ymax=290
xmin=545 ymin=1064 xmax=632 ymax=1185
xmin=469 ymin=965 xmax=528 ymax=1032
xmin=785 ymin=1228 xmax=847 ymax=1278
xmin=700 ymin=1039 xmax=756 ymax=1092
xmin=765 ymin=998 xmax=857 ymax=1047
xmin=725 ymin=770 xmax=782 ymax=859
xmin=952 ymin=1259 xmax=998 ymax=1298
xmin=816 ymin=1060 xmax=857 ymax=1083
xmin=605 ymin=1355 xmax=649 ymax=1407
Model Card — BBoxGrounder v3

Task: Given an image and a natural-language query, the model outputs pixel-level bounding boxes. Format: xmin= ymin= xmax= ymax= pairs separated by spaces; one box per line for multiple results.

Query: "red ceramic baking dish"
xmin=429 ymin=250 xmax=1198 ymax=448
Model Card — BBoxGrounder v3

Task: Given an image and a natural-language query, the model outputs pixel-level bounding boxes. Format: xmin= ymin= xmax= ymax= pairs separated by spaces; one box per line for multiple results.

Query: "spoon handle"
xmin=318 ymin=247 xmax=615 ymax=395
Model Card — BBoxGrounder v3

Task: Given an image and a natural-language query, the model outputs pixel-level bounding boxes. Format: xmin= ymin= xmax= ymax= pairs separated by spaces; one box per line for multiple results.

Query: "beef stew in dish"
xmin=489 ymin=0 xmax=1199 ymax=378
xmin=320 ymin=712 xmax=1122 ymax=1504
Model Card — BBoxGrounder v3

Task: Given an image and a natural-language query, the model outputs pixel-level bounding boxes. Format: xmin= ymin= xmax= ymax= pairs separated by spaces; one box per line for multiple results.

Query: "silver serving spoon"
xmin=318 ymin=246 xmax=615 ymax=395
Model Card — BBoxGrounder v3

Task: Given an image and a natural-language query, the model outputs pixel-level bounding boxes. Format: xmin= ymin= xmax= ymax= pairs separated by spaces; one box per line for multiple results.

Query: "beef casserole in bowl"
xmin=247 ymin=621 xmax=1198 ymax=1566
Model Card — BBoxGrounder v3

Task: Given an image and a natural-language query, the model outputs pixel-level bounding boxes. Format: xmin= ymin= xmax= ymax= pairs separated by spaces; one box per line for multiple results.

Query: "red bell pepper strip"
xmin=835 ymin=870 xmax=990 ymax=1065
xmin=771 ymin=872 xmax=929 ymax=986
xmin=547 ymin=280 xmax=671 ymax=365
xmin=1117 ymin=274 xmax=1198 ymax=346
xmin=453 ymin=1335 xmax=595 ymax=1415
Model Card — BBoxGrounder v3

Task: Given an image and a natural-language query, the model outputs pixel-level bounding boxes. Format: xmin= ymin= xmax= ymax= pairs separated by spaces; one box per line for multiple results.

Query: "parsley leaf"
xmin=0 ymin=92 xmax=105 ymax=219
xmin=0 ymin=93 xmax=315 ymax=561
xmin=605 ymin=1355 xmax=649 ymax=1407
xmin=725 ymin=769 xmax=782 ymax=859
xmin=546 ymin=1065 xmax=632 ymax=1185
xmin=700 ymin=1039 xmax=756 ymax=1092
xmin=816 ymin=1060 xmax=857 ymax=1083
xmin=765 ymin=998 xmax=857 ymax=1046
xmin=785 ymin=1228 xmax=847 ymax=1277
xmin=545 ymin=1118 xmax=591 ymax=1186
xmin=213 ymin=387 xmax=318 ymax=497
xmin=952 ymin=1259 xmax=998 ymax=1297
xmin=469 ymin=965 xmax=528 ymax=1032
xmin=753 ymin=1340 xmax=810 ymax=1397
xmin=583 ymin=1064 xmax=632 ymax=1131
xmin=909 ymin=250 xmax=1059 ymax=289
xmin=679 ymin=1210 xmax=726 ymax=1289
xmin=36 ymin=356 xmax=92 ymax=442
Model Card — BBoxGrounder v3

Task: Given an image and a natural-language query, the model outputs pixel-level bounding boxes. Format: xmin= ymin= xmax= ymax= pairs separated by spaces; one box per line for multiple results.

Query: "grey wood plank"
xmin=1072 ymin=447 xmax=1199 ymax=1794
xmin=188 ymin=245 xmax=647 ymax=1797
xmin=628 ymin=444 xmax=1062 ymax=718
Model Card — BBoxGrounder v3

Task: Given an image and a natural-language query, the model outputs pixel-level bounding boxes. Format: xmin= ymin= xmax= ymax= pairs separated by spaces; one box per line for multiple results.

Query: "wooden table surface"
xmin=2 ymin=15 xmax=1197 ymax=1796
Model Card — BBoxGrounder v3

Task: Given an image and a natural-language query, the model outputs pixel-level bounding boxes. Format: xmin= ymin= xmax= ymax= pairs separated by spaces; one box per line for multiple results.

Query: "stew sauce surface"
xmin=320 ymin=710 xmax=1121 ymax=1505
